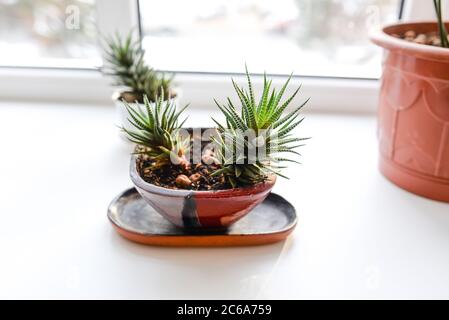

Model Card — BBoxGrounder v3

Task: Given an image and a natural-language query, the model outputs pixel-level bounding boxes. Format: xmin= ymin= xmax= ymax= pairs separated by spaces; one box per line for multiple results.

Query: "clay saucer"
xmin=108 ymin=188 xmax=297 ymax=247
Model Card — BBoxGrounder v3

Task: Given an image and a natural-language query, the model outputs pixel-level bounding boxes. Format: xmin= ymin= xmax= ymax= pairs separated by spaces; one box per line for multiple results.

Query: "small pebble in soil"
xmin=399 ymin=30 xmax=448 ymax=47
xmin=137 ymin=155 xmax=231 ymax=191
xmin=176 ymin=174 xmax=192 ymax=188
xmin=414 ymin=33 xmax=427 ymax=45
xmin=404 ymin=30 xmax=416 ymax=41
xmin=189 ymin=173 xmax=202 ymax=183
xmin=135 ymin=139 xmax=233 ymax=190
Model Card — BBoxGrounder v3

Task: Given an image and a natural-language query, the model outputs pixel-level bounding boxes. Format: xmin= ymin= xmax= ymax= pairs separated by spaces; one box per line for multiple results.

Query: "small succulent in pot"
xmin=124 ymin=67 xmax=309 ymax=228
xmin=102 ymin=31 xmax=174 ymax=102
xmin=101 ymin=31 xmax=177 ymax=133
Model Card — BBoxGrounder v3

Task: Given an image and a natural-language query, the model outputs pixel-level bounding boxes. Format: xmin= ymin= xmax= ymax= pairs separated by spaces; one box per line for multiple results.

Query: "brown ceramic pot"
xmin=371 ymin=22 xmax=449 ymax=202
xmin=130 ymin=155 xmax=276 ymax=228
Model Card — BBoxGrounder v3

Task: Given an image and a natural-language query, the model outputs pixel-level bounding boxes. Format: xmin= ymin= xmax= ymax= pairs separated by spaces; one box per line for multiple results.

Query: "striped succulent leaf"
xmin=101 ymin=31 xmax=173 ymax=102
xmin=122 ymin=91 xmax=190 ymax=170
xmin=212 ymin=66 xmax=309 ymax=187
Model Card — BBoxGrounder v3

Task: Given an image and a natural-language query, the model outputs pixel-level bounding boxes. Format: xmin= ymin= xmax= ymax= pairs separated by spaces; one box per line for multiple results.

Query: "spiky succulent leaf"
xmin=101 ymin=31 xmax=174 ymax=102
xmin=122 ymin=93 xmax=189 ymax=170
xmin=212 ymin=67 xmax=309 ymax=186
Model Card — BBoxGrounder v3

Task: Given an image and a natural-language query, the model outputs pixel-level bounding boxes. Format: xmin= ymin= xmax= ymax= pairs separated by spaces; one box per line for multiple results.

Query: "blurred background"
xmin=0 ymin=0 xmax=400 ymax=78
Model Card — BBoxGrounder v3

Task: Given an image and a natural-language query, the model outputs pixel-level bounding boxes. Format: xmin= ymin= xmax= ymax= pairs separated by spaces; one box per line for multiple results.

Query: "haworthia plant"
xmin=122 ymin=91 xmax=190 ymax=169
xmin=211 ymin=66 xmax=310 ymax=188
xmin=102 ymin=31 xmax=173 ymax=102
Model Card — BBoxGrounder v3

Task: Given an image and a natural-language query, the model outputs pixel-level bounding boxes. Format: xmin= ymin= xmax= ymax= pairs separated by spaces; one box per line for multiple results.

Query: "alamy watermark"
xmin=65 ymin=5 xmax=81 ymax=30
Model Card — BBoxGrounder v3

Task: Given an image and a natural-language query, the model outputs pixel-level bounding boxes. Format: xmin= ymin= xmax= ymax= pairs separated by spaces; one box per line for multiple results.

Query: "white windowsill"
xmin=1 ymin=101 xmax=448 ymax=299
xmin=0 ymin=67 xmax=379 ymax=114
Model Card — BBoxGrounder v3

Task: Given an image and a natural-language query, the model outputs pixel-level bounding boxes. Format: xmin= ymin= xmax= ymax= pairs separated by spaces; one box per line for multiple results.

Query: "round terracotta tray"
xmin=108 ymin=188 xmax=297 ymax=247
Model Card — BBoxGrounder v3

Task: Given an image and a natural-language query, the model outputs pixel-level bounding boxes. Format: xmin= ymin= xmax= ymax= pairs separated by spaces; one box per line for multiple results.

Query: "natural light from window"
xmin=140 ymin=0 xmax=400 ymax=78
xmin=0 ymin=0 xmax=100 ymax=68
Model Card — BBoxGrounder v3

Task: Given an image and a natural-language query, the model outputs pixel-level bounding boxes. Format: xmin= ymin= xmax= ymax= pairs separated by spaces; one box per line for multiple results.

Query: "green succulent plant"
xmin=102 ymin=31 xmax=173 ymax=102
xmin=434 ymin=0 xmax=449 ymax=48
xmin=211 ymin=66 xmax=310 ymax=188
xmin=122 ymin=91 xmax=190 ymax=169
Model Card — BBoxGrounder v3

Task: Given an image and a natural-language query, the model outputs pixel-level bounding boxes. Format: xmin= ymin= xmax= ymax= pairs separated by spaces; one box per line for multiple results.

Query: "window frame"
xmin=0 ymin=0 xmax=436 ymax=113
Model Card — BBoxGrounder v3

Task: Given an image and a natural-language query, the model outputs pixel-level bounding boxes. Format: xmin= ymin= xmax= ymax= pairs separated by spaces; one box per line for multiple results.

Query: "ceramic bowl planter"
xmin=117 ymin=67 xmax=308 ymax=233
xmin=130 ymin=153 xmax=276 ymax=228
xmin=371 ymin=22 xmax=449 ymax=202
